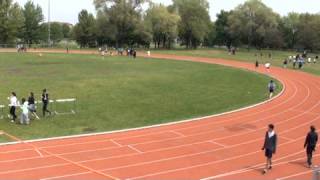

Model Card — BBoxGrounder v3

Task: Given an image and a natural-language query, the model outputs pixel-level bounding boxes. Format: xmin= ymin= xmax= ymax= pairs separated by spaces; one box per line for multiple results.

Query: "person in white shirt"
xmin=20 ymin=98 xmax=30 ymax=125
xmin=9 ymin=92 xmax=18 ymax=123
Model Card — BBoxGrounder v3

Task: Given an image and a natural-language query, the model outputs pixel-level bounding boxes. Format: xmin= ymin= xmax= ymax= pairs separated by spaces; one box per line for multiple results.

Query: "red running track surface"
xmin=0 ymin=53 xmax=319 ymax=180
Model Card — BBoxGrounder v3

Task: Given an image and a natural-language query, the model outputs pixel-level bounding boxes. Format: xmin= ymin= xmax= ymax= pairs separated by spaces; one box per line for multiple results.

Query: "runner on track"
xmin=268 ymin=80 xmax=276 ymax=99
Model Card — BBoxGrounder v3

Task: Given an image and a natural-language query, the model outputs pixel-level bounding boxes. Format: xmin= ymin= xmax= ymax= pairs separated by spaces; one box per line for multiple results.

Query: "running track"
xmin=0 ymin=51 xmax=319 ymax=180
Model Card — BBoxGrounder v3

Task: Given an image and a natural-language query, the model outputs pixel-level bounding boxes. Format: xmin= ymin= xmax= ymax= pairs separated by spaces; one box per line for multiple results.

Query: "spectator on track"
xmin=255 ymin=60 xmax=259 ymax=68
xmin=20 ymin=98 xmax=30 ymax=125
xmin=9 ymin=92 xmax=18 ymax=123
xmin=262 ymin=124 xmax=277 ymax=174
xmin=268 ymin=80 xmax=276 ymax=99
xmin=265 ymin=62 xmax=271 ymax=73
xmin=28 ymin=92 xmax=39 ymax=120
xmin=304 ymin=126 xmax=318 ymax=168
xmin=42 ymin=89 xmax=52 ymax=117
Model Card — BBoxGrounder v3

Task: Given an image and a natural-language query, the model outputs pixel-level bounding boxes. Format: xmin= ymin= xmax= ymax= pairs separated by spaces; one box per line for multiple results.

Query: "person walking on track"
xmin=42 ymin=89 xmax=52 ymax=117
xmin=304 ymin=126 xmax=318 ymax=168
xmin=268 ymin=80 xmax=276 ymax=99
xmin=262 ymin=124 xmax=277 ymax=174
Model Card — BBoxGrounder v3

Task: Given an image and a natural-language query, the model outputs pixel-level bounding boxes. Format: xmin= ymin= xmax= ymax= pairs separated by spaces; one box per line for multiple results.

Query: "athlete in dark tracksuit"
xmin=42 ymin=89 xmax=52 ymax=117
xmin=304 ymin=126 xmax=318 ymax=168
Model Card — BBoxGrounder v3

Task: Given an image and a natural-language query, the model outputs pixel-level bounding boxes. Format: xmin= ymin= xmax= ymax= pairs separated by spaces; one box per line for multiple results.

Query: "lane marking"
xmin=128 ymin=145 xmax=143 ymax=154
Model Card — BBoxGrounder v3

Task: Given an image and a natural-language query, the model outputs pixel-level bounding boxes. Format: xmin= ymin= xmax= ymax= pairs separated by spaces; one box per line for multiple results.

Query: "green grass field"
xmin=0 ymin=52 xmax=279 ymax=141
xmin=154 ymin=48 xmax=320 ymax=76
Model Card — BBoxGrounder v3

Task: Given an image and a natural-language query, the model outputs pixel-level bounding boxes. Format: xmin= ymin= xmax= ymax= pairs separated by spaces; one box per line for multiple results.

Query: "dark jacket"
xmin=263 ymin=132 xmax=277 ymax=152
xmin=42 ymin=93 xmax=49 ymax=103
xmin=304 ymin=131 xmax=318 ymax=148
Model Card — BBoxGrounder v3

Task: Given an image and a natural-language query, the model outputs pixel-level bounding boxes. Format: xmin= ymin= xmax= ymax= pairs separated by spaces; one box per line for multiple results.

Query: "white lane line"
xmin=170 ymin=131 xmax=186 ymax=137
xmin=280 ymin=136 xmax=295 ymax=142
xmin=40 ymin=172 xmax=91 ymax=180
xmin=110 ymin=139 xmax=123 ymax=147
xmin=128 ymin=145 xmax=143 ymax=154
xmin=208 ymin=141 xmax=228 ymax=148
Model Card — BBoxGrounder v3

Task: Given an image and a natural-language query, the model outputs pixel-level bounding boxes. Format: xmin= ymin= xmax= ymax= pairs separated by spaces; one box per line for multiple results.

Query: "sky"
xmin=14 ymin=0 xmax=320 ymax=25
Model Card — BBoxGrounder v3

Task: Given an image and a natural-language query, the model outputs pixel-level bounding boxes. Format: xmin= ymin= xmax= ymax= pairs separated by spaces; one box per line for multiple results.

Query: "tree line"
xmin=0 ymin=0 xmax=71 ymax=47
xmin=1 ymin=0 xmax=320 ymax=51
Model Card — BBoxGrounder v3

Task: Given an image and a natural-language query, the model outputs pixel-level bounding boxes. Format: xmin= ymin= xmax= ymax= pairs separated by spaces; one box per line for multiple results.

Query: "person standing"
xmin=9 ymin=92 xmax=18 ymax=123
xmin=255 ymin=60 xmax=259 ymax=68
xmin=268 ymin=80 xmax=276 ymax=99
xmin=28 ymin=92 xmax=39 ymax=120
xmin=20 ymin=98 xmax=30 ymax=125
xmin=283 ymin=59 xmax=288 ymax=68
xmin=262 ymin=124 xmax=277 ymax=174
xmin=42 ymin=89 xmax=52 ymax=117
xmin=298 ymin=55 xmax=304 ymax=69
xmin=133 ymin=50 xmax=137 ymax=59
xmin=304 ymin=126 xmax=318 ymax=168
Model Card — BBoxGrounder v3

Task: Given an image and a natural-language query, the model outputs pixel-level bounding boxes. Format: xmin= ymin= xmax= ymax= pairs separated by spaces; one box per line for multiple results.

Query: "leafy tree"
xmin=94 ymin=0 xmax=150 ymax=47
xmin=214 ymin=10 xmax=234 ymax=48
xmin=228 ymin=0 xmax=282 ymax=49
xmin=0 ymin=0 xmax=24 ymax=45
xmin=203 ymin=22 xmax=216 ymax=47
xmin=62 ymin=23 xmax=72 ymax=39
xmin=296 ymin=13 xmax=320 ymax=51
xmin=50 ymin=22 xmax=64 ymax=43
xmin=172 ymin=0 xmax=211 ymax=48
xmin=280 ymin=13 xmax=300 ymax=49
xmin=145 ymin=4 xmax=180 ymax=48
xmin=22 ymin=0 xmax=44 ymax=46
xmin=73 ymin=10 xmax=97 ymax=48
xmin=39 ymin=22 xmax=67 ymax=45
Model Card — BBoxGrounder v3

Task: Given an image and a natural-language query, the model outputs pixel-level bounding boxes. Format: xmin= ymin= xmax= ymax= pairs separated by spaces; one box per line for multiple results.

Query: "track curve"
xmin=0 ymin=52 xmax=319 ymax=180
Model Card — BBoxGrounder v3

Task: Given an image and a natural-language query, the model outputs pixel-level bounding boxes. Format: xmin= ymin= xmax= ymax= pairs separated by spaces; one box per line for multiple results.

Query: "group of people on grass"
xmin=99 ymin=47 xmax=137 ymax=58
xmin=285 ymin=53 xmax=318 ymax=69
xmin=8 ymin=89 xmax=52 ymax=125
xmin=262 ymin=124 xmax=318 ymax=174
xmin=254 ymin=52 xmax=318 ymax=71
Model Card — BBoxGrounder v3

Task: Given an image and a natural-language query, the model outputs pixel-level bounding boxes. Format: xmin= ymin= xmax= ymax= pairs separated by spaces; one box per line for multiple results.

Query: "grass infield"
xmin=0 ymin=52 xmax=280 ymax=141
